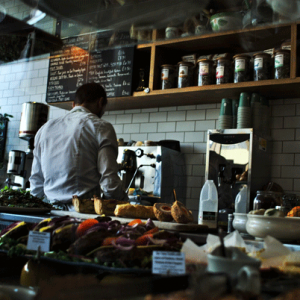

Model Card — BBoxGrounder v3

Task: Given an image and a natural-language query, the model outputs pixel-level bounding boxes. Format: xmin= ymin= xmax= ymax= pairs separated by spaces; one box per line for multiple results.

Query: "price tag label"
xmin=27 ymin=231 xmax=51 ymax=252
xmin=152 ymin=251 xmax=185 ymax=275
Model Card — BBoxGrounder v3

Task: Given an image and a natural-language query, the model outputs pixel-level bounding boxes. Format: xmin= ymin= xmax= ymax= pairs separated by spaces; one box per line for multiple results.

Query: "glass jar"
xmin=161 ymin=64 xmax=176 ymax=89
xmin=253 ymin=191 xmax=280 ymax=210
xmin=177 ymin=61 xmax=194 ymax=88
xmin=274 ymin=49 xmax=290 ymax=79
xmin=253 ymin=52 xmax=272 ymax=81
xmin=216 ymin=57 xmax=231 ymax=84
xmin=233 ymin=54 xmax=251 ymax=83
xmin=197 ymin=58 xmax=213 ymax=86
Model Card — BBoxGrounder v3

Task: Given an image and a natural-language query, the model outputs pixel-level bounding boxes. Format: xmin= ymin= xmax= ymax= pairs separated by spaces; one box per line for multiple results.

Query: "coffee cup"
xmin=239 ymin=92 xmax=251 ymax=107
xmin=220 ymin=98 xmax=233 ymax=116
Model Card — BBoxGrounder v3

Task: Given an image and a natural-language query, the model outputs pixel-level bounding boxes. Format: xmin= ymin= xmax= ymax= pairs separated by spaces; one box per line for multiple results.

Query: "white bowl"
xmin=233 ymin=213 xmax=248 ymax=233
xmin=0 ymin=285 xmax=36 ymax=300
xmin=210 ymin=12 xmax=242 ymax=32
xmin=246 ymin=214 xmax=300 ymax=241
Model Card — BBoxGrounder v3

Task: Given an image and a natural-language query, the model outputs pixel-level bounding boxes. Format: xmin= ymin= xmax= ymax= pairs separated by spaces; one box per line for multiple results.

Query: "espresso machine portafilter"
xmin=6 ymin=102 xmax=49 ymax=189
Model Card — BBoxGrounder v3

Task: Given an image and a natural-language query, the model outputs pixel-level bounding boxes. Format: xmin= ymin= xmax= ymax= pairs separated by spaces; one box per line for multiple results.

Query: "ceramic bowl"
xmin=210 ymin=12 xmax=243 ymax=32
xmin=233 ymin=213 xmax=248 ymax=233
xmin=246 ymin=214 xmax=300 ymax=241
xmin=0 ymin=285 xmax=36 ymax=300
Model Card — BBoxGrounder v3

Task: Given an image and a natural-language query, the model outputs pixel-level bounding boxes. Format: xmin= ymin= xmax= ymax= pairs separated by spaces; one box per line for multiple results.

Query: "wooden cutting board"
xmin=50 ymin=210 xmax=209 ymax=233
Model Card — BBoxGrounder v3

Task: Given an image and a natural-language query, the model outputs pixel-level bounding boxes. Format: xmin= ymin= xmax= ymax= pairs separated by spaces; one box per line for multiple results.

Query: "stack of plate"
xmin=237 ymin=92 xmax=251 ymax=129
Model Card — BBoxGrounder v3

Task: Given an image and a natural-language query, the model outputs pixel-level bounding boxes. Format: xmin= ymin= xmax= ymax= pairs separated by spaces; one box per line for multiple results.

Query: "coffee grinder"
xmin=6 ymin=102 xmax=49 ymax=189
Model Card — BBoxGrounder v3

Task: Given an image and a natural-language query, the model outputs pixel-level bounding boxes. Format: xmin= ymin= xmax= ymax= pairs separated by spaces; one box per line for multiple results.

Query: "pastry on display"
xmin=153 ymin=203 xmax=173 ymax=222
xmin=171 ymin=201 xmax=194 ymax=224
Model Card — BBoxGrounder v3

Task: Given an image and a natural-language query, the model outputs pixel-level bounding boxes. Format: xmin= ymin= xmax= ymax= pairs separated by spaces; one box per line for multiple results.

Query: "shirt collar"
xmin=70 ymin=106 xmax=92 ymax=114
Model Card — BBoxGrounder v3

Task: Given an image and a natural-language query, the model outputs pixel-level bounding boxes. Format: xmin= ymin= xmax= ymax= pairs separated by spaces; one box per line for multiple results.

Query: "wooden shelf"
xmin=50 ymin=77 xmax=300 ymax=111
xmin=48 ymin=22 xmax=300 ymax=111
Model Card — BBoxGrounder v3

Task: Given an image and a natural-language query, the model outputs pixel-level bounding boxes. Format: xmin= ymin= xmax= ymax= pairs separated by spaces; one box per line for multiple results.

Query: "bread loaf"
xmin=114 ymin=203 xmax=157 ymax=220
xmin=72 ymin=196 xmax=95 ymax=214
xmin=93 ymin=196 xmax=128 ymax=216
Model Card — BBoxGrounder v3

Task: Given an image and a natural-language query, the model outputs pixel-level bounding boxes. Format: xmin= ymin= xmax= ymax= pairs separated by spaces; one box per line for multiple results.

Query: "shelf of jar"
xmin=48 ymin=77 xmax=300 ymax=111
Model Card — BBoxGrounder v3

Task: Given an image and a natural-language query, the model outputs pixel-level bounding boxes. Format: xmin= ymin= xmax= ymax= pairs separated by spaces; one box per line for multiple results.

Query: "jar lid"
xmin=215 ymin=57 xmax=230 ymax=61
xmin=233 ymin=54 xmax=251 ymax=59
xmin=161 ymin=64 xmax=176 ymax=69
xmin=275 ymin=49 xmax=290 ymax=55
xmin=197 ymin=58 xmax=213 ymax=63
xmin=253 ymin=52 xmax=271 ymax=58
xmin=177 ymin=61 xmax=194 ymax=66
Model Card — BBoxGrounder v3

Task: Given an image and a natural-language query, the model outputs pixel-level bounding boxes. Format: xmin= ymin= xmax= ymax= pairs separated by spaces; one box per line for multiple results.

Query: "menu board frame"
xmin=46 ymin=32 xmax=135 ymax=103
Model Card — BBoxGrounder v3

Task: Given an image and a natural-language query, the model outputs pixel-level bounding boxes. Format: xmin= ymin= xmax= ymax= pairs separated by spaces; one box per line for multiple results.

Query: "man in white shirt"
xmin=30 ymin=82 xmax=127 ymax=210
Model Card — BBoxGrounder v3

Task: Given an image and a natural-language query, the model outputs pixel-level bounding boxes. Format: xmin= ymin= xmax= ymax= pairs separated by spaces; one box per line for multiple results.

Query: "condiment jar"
xmin=233 ymin=54 xmax=251 ymax=83
xmin=177 ymin=61 xmax=194 ymax=88
xmin=253 ymin=52 xmax=272 ymax=81
xmin=274 ymin=49 xmax=290 ymax=79
xmin=216 ymin=57 xmax=231 ymax=84
xmin=197 ymin=58 xmax=213 ymax=86
xmin=161 ymin=64 xmax=176 ymax=89
xmin=253 ymin=190 xmax=280 ymax=210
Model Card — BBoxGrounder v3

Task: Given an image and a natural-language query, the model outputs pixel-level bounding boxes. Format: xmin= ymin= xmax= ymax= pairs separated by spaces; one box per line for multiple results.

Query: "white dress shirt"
xmin=29 ymin=106 xmax=126 ymax=205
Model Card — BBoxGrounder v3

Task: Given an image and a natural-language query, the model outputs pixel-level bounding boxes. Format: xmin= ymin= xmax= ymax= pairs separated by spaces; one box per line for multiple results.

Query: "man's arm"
xmin=29 ymin=139 xmax=45 ymax=199
xmin=97 ymin=122 xmax=128 ymax=200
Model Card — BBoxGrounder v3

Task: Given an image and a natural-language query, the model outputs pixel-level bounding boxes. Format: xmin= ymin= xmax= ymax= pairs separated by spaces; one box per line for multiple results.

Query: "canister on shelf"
xmin=274 ymin=49 xmax=290 ymax=79
xmin=177 ymin=61 xmax=194 ymax=88
xmin=161 ymin=64 xmax=176 ymax=89
xmin=253 ymin=52 xmax=272 ymax=81
xmin=233 ymin=54 xmax=251 ymax=83
xmin=197 ymin=58 xmax=213 ymax=86
xmin=216 ymin=57 xmax=231 ymax=84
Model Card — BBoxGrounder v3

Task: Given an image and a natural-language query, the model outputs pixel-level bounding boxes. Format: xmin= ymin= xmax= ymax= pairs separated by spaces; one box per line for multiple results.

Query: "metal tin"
xmin=274 ymin=49 xmax=290 ymax=79
xmin=253 ymin=52 xmax=272 ymax=81
xmin=19 ymin=102 xmax=49 ymax=140
xmin=161 ymin=64 xmax=176 ymax=89
xmin=233 ymin=54 xmax=251 ymax=83
xmin=177 ymin=61 xmax=194 ymax=88
xmin=197 ymin=58 xmax=213 ymax=86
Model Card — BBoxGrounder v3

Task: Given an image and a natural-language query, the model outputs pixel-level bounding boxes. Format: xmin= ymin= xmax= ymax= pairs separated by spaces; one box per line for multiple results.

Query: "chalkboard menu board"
xmin=46 ymin=32 xmax=135 ymax=103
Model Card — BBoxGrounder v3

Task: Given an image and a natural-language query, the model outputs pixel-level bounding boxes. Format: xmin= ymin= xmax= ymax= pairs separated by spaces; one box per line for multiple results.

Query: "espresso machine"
xmin=205 ymin=128 xmax=271 ymax=214
xmin=117 ymin=144 xmax=186 ymax=205
xmin=6 ymin=102 xmax=49 ymax=189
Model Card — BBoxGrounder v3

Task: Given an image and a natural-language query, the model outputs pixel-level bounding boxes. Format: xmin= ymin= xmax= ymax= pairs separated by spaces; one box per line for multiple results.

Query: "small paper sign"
xmin=152 ymin=251 xmax=185 ymax=275
xmin=27 ymin=231 xmax=51 ymax=252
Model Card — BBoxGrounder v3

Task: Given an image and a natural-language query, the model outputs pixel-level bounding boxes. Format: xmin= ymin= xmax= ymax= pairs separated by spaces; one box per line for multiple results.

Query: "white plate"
xmin=246 ymin=214 xmax=300 ymax=241
xmin=0 ymin=285 xmax=37 ymax=300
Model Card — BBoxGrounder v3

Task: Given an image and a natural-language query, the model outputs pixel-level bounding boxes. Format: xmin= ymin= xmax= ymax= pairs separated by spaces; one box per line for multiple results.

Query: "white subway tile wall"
xmin=0 ymin=56 xmax=299 ymax=220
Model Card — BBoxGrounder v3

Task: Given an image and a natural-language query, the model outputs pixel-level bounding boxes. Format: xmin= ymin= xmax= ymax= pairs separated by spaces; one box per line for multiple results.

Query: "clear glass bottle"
xmin=233 ymin=54 xmax=251 ymax=83
xmin=177 ymin=61 xmax=194 ymax=88
xmin=253 ymin=190 xmax=277 ymax=210
xmin=161 ymin=64 xmax=176 ymax=89
xmin=274 ymin=49 xmax=290 ymax=79
xmin=216 ymin=57 xmax=231 ymax=84
xmin=253 ymin=52 xmax=272 ymax=81
xmin=197 ymin=58 xmax=213 ymax=86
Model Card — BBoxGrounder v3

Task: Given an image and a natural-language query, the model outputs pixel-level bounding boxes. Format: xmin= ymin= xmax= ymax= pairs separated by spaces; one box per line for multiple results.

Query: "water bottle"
xmin=235 ymin=185 xmax=248 ymax=213
xmin=198 ymin=180 xmax=218 ymax=228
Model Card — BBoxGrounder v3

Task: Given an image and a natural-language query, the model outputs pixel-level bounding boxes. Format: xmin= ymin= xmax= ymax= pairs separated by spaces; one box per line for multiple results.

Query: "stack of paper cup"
xmin=237 ymin=92 xmax=252 ymax=128
xmin=217 ymin=98 xmax=233 ymax=129
xmin=251 ymin=93 xmax=262 ymax=131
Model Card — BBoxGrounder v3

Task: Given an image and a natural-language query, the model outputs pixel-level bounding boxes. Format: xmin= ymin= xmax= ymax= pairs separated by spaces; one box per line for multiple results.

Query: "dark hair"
xmin=75 ymin=82 xmax=107 ymax=106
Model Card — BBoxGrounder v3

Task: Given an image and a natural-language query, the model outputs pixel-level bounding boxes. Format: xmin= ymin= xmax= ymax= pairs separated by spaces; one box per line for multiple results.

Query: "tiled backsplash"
xmin=0 ymin=56 xmax=299 ymax=219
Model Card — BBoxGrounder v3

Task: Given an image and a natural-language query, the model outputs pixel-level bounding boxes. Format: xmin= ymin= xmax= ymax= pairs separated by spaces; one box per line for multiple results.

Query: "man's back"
xmin=30 ymin=107 xmax=119 ymax=203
